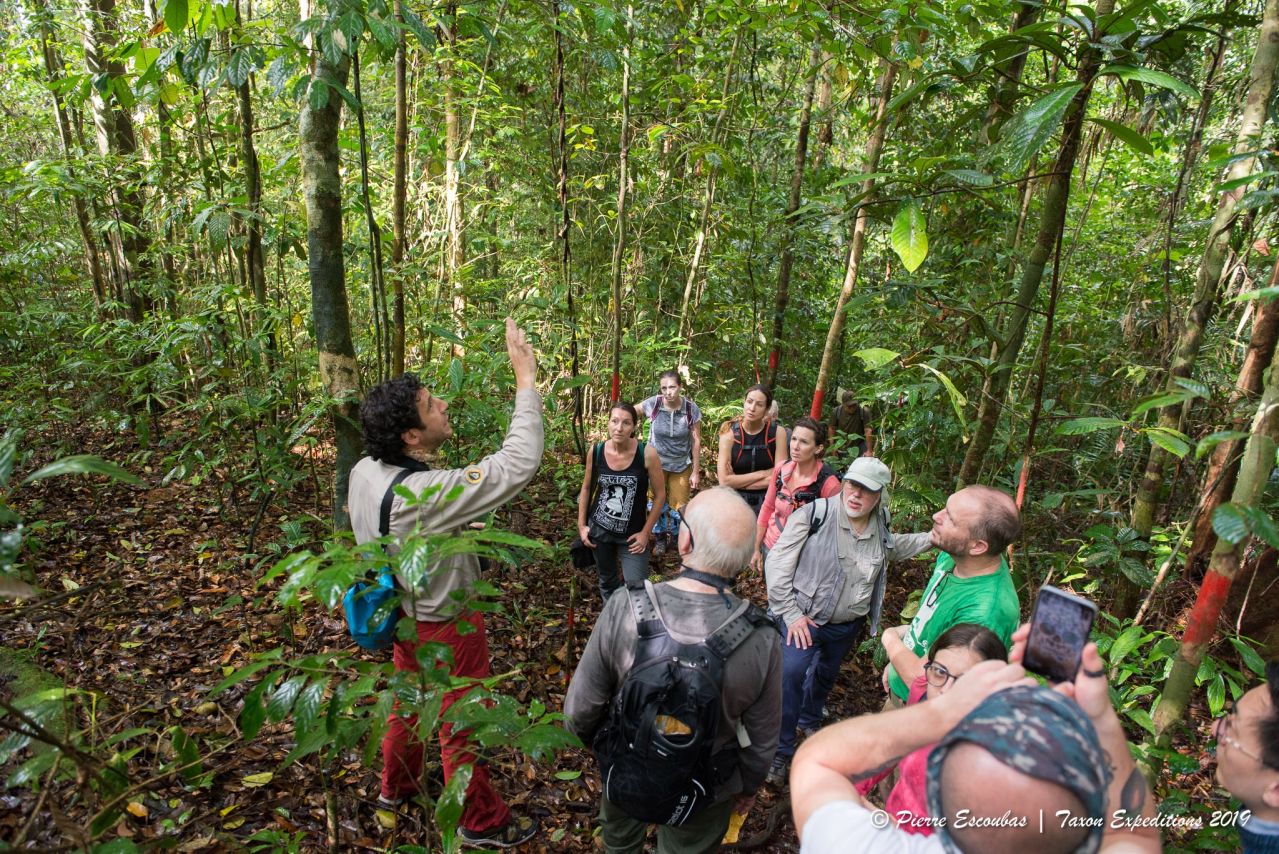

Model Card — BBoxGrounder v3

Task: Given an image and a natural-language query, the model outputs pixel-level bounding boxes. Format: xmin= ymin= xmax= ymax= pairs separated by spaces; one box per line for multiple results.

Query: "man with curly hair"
xmin=349 ymin=318 xmax=542 ymax=848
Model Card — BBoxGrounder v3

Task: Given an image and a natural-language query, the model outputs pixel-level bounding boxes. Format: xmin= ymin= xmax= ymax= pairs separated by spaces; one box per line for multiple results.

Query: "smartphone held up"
xmin=1023 ymin=585 xmax=1098 ymax=684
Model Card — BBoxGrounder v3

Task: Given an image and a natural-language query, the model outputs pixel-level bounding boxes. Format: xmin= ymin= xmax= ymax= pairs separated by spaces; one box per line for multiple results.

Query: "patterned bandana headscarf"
xmin=925 ymin=685 xmax=1112 ymax=854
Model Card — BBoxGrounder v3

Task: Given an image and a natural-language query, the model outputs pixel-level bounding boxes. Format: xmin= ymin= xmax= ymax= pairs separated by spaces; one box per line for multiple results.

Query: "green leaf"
xmin=1242 ymin=505 xmax=1279 ymax=549
xmin=1056 ymin=417 xmax=1125 ymax=435
xmin=1108 ymin=624 xmax=1148 ymax=666
xmin=1001 ymin=83 xmax=1082 ymax=170
xmin=293 ymin=678 xmax=327 ymax=735
xmin=22 ymin=455 xmax=140 ymax=486
xmin=226 ymin=47 xmax=261 ymax=88
xmin=1228 ymin=636 xmax=1267 ymax=677
xmin=942 ymin=168 xmax=995 ymax=187
xmin=852 ymin=348 xmax=900 ymax=370
xmin=1195 ymin=429 xmax=1247 ymax=460
xmin=890 ymin=202 xmax=928 ymax=273
xmin=165 ymin=0 xmax=189 ymax=34
xmin=1101 ymin=64 xmax=1198 ymax=99
xmin=1212 ymin=503 xmax=1248 ymax=545
xmin=916 ymin=364 xmax=967 ymax=431
xmin=240 ymin=679 xmax=271 ymax=739
xmin=1206 ymin=673 xmax=1226 ymax=716
xmin=1143 ymin=426 xmax=1190 ymax=458
xmin=267 ymin=674 xmax=307 ymax=722
xmin=308 ymin=78 xmax=330 ymax=111
xmin=1087 ymin=117 xmax=1153 ymax=155
xmin=436 ymin=763 xmax=473 ymax=848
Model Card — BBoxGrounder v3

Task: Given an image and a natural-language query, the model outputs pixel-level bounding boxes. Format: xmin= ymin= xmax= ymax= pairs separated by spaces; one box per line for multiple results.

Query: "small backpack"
xmin=593 ymin=582 xmax=769 ymax=826
xmin=775 ymin=459 xmax=838 ymax=507
xmin=342 ymin=469 xmax=413 ymax=650
xmin=729 ymin=418 xmax=777 ymax=469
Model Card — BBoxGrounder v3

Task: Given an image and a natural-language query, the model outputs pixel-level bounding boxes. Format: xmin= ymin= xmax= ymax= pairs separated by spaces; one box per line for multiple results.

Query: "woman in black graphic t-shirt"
xmin=577 ymin=401 xmax=666 ymax=601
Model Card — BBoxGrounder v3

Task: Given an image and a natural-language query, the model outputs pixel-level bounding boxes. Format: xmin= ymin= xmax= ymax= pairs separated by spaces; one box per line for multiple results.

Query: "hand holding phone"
xmin=1023 ymin=585 xmax=1098 ymax=684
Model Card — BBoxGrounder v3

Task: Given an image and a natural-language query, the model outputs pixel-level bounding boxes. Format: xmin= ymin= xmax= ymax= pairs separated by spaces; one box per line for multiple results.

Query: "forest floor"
xmin=0 ymin=422 xmax=1222 ymax=852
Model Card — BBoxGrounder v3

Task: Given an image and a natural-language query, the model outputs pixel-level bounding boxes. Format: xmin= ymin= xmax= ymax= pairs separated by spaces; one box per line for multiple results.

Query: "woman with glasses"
xmin=859 ymin=623 xmax=1007 ymax=835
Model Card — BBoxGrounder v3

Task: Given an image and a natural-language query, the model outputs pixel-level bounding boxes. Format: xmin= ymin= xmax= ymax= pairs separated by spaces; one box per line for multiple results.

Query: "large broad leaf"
xmin=1056 ymin=416 xmax=1125 ymax=435
xmin=22 ymin=455 xmax=140 ymax=486
xmin=1101 ymin=64 xmax=1199 ymax=99
xmin=1087 ymin=117 xmax=1154 ymax=155
xmin=1001 ymin=83 xmax=1082 ymax=171
xmin=916 ymin=364 xmax=967 ymax=432
xmin=164 ymin=0 xmax=188 ymax=33
xmin=853 ymin=348 xmax=900 ymax=370
xmin=1142 ymin=426 xmax=1190 ymax=458
xmin=1212 ymin=503 xmax=1248 ymax=545
xmin=890 ymin=202 xmax=928 ymax=273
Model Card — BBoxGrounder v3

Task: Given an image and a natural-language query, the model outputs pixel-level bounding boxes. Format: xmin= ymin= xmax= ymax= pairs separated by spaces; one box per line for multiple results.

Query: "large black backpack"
xmin=593 ymin=582 xmax=768 ymax=826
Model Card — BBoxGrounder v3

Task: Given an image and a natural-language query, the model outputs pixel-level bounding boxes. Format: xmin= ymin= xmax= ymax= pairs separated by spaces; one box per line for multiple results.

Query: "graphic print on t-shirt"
xmin=594 ymin=473 xmax=639 ymax=534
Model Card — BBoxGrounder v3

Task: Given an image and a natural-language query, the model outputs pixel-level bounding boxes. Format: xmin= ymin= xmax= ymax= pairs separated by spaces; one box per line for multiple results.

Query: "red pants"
xmin=380 ymin=611 xmax=511 ymax=833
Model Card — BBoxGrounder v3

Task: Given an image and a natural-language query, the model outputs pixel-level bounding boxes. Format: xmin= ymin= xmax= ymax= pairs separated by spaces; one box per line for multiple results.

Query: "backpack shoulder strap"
xmin=627 ymin=581 xmax=665 ymax=640
xmin=705 ymin=600 xmax=767 ymax=660
xmin=808 ymin=496 xmax=829 ymax=536
xmin=764 ymin=419 xmax=777 ymax=464
xmin=380 ymin=468 xmax=415 ymax=538
xmin=775 ymin=459 xmax=796 ymax=492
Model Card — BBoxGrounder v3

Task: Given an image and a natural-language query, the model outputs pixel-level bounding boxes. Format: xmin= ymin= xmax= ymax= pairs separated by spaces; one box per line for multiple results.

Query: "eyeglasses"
xmin=923 ymin=661 xmax=961 ymax=689
xmin=1216 ymin=702 xmax=1268 ymax=765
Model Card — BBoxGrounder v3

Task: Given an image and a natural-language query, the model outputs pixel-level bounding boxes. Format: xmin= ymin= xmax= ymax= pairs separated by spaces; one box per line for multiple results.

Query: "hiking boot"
xmin=653 ymin=534 xmax=668 ymax=556
xmin=765 ymin=754 xmax=790 ymax=788
xmin=459 ymin=814 xmax=538 ymax=849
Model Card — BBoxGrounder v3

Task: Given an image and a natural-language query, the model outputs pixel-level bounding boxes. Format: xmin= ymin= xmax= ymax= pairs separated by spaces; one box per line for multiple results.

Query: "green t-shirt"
xmin=887 ymin=552 xmax=1021 ymax=700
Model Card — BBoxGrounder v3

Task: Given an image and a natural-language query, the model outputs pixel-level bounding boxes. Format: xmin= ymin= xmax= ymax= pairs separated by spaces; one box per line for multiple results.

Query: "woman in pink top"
xmin=751 ymin=416 xmax=841 ymax=573
xmin=856 ymin=623 xmax=1008 ymax=835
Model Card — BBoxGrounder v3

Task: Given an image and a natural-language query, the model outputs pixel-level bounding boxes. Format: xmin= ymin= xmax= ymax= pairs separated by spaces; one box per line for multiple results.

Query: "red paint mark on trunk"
xmin=768 ymin=350 xmax=779 ymax=372
xmin=610 ymin=373 xmax=620 ymax=403
xmin=1183 ymin=570 xmax=1234 ymax=646
xmin=810 ymin=388 xmax=825 ymax=420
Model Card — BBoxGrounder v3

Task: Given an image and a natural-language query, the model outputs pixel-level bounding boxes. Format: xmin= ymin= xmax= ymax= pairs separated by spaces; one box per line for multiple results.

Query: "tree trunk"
xmin=810 ymin=59 xmax=896 ymax=419
xmin=441 ymin=2 xmax=465 ymax=342
xmin=353 ymin=42 xmax=389 ymax=384
xmin=957 ymin=0 xmax=1115 ymax=486
xmin=608 ymin=9 xmax=632 ymax=404
xmin=979 ymin=0 xmax=1043 ymax=145
xmin=677 ymin=30 xmax=742 ymax=344
xmin=1130 ymin=0 xmax=1279 ymax=540
xmin=767 ymin=41 xmax=820 ymax=387
xmin=34 ymin=1 xmax=105 ymax=311
xmin=1154 ymin=340 xmax=1279 ymax=740
xmin=299 ymin=10 xmax=361 ymax=531
xmin=390 ymin=0 xmax=408 ymax=375
xmin=1183 ymin=257 xmax=1279 ymax=580
xmin=812 ymin=49 xmax=834 ymax=169
xmin=237 ymin=2 xmax=271 ymax=360
xmin=79 ymin=0 xmax=151 ymax=322
xmin=555 ymin=0 xmax=584 ymax=458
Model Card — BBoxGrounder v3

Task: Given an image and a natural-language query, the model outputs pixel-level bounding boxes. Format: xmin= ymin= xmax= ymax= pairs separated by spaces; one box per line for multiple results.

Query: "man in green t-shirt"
xmin=880 ymin=485 xmax=1022 ymax=704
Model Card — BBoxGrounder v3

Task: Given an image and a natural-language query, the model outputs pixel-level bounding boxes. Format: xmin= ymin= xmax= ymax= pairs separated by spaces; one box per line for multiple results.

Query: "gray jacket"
xmin=765 ymin=495 xmax=931 ymax=634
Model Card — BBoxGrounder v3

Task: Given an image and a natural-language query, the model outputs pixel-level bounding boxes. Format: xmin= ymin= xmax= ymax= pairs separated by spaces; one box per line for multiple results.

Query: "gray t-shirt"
xmin=564 ymin=582 xmax=782 ymax=797
xmin=640 ymin=395 xmax=702 ymax=472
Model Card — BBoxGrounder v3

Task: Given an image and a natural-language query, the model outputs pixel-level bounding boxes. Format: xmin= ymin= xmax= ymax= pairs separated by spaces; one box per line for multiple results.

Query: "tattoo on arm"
xmin=851 ymin=754 xmax=907 ymax=784
xmin=1119 ymin=767 xmax=1148 ymax=815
